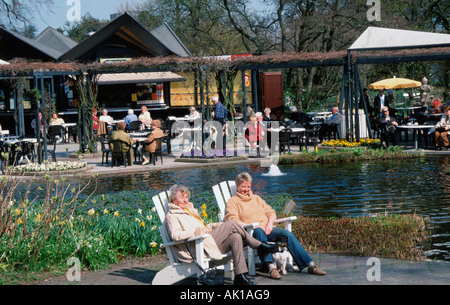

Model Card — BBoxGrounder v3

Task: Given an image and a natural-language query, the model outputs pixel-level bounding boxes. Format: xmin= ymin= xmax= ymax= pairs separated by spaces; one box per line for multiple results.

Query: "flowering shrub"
xmin=9 ymin=161 xmax=87 ymax=172
xmin=321 ymin=138 xmax=380 ymax=148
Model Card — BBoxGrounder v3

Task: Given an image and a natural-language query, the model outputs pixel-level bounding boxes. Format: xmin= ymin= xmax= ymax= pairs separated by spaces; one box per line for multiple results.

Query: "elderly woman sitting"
xmin=225 ymin=172 xmax=326 ymax=279
xmin=165 ymin=184 xmax=280 ymax=285
xmin=141 ymin=119 xmax=164 ymax=165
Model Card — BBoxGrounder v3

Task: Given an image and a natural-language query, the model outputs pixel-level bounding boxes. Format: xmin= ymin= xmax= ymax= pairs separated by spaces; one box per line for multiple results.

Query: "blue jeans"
xmin=253 ymin=227 xmax=312 ymax=270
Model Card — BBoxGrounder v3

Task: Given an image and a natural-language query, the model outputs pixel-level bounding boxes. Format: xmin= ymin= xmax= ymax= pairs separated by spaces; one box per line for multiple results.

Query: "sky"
xmin=32 ymin=0 xmax=132 ymax=33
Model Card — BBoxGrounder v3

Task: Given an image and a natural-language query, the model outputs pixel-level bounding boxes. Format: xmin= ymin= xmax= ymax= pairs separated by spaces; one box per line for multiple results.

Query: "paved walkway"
xmin=39 ymin=253 xmax=450 ymax=285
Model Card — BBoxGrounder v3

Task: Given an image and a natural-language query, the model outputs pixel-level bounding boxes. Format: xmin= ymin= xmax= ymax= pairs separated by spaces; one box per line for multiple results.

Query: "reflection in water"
xmin=35 ymin=157 xmax=450 ymax=261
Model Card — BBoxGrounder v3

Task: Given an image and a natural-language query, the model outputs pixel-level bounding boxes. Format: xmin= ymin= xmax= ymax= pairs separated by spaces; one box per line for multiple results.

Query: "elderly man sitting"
xmin=108 ymin=122 xmax=134 ymax=166
xmin=125 ymin=109 xmax=139 ymax=131
xmin=319 ymin=106 xmax=343 ymax=141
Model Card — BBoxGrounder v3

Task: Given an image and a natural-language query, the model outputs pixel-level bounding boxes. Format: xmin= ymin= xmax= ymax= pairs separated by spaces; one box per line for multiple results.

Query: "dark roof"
xmin=58 ymin=13 xmax=190 ymax=61
xmin=0 ymin=26 xmax=62 ymax=61
xmin=150 ymin=22 xmax=191 ymax=57
xmin=34 ymin=27 xmax=78 ymax=55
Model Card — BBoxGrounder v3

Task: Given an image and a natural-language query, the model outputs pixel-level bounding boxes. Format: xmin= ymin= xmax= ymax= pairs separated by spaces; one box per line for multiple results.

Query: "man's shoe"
xmin=257 ymin=241 xmax=280 ymax=258
xmin=435 ymin=146 xmax=442 ymax=151
xmin=308 ymin=264 xmax=326 ymax=276
xmin=446 ymin=146 xmax=450 ymax=151
xmin=234 ymin=273 xmax=256 ymax=285
xmin=269 ymin=268 xmax=282 ymax=280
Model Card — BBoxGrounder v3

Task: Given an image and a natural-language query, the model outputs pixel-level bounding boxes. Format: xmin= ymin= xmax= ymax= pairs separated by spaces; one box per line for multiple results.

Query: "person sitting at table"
xmin=378 ymin=106 xmax=399 ymax=147
xmin=434 ymin=106 xmax=450 ymax=151
xmin=431 ymin=97 xmax=443 ymax=114
xmin=187 ymin=106 xmax=200 ymax=120
xmin=165 ymin=184 xmax=280 ymax=285
xmin=108 ymin=121 xmax=134 ymax=166
xmin=139 ymin=106 xmax=152 ymax=130
xmin=99 ymin=109 xmax=114 ymax=124
xmin=31 ymin=112 xmax=45 ymax=137
xmin=319 ymin=106 xmax=342 ymax=141
xmin=125 ymin=109 xmax=139 ymax=131
xmin=141 ymin=119 xmax=164 ymax=165
xmin=49 ymin=113 xmax=65 ymax=126
xmin=245 ymin=114 xmax=265 ymax=155
xmin=225 ymin=172 xmax=326 ymax=280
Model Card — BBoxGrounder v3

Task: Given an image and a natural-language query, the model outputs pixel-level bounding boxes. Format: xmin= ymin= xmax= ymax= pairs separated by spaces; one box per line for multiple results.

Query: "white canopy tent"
xmin=349 ymin=26 xmax=450 ymax=51
xmin=343 ymin=27 xmax=450 ymax=140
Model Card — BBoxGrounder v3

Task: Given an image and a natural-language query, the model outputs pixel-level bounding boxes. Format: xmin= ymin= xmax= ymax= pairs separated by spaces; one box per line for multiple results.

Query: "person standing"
xmin=212 ymin=95 xmax=227 ymax=148
xmin=374 ymin=89 xmax=390 ymax=118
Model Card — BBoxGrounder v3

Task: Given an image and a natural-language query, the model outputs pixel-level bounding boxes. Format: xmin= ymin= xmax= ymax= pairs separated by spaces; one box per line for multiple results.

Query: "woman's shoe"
xmin=234 ymin=273 xmax=256 ymax=285
xmin=142 ymin=159 xmax=150 ymax=165
xmin=269 ymin=268 xmax=282 ymax=280
xmin=308 ymin=264 xmax=326 ymax=275
xmin=435 ymin=146 xmax=442 ymax=151
xmin=257 ymin=241 xmax=280 ymax=258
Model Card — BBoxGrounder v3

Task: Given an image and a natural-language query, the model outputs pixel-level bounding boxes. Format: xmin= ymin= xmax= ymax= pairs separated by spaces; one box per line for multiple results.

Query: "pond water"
xmin=79 ymin=156 xmax=450 ymax=261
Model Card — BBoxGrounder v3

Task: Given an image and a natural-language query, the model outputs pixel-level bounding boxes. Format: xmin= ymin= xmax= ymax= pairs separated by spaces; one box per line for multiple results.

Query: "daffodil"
xmin=140 ymin=221 xmax=145 ymax=227
xmin=114 ymin=211 xmax=119 ymax=217
xmin=88 ymin=208 xmax=95 ymax=216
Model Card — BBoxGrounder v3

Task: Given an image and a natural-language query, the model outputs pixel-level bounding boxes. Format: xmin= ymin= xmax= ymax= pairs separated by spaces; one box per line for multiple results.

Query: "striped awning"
xmin=97 ymin=72 xmax=185 ymax=85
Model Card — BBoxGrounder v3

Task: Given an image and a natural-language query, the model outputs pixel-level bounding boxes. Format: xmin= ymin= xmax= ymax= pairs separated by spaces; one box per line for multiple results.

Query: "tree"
xmin=58 ymin=13 xmax=109 ymax=43
xmin=0 ymin=0 xmax=54 ymax=30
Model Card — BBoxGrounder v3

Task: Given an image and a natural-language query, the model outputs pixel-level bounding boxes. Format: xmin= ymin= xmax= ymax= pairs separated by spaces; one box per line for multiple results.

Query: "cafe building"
xmin=0 ymin=13 xmax=190 ymax=135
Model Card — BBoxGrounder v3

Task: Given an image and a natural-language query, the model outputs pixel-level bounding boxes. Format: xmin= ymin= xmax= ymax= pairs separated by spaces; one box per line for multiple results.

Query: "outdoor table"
xmin=130 ymin=132 xmax=150 ymax=138
xmin=61 ymin=123 xmax=76 ymax=143
xmin=5 ymin=138 xmax=38 ymax=164
xmin=397 ymin=125 xmax=433 ymax=149
xmin=271 ymin=127 xmax=306 ymax=133
xmin=178 ymin=127 xmax=202 ymax=152
xmin=130 ymin=137 xmax=148 ymax=163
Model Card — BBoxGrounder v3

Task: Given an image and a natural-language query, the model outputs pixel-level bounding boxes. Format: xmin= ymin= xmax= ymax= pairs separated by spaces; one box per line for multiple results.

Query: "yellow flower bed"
xmin=321 ymin=138 xmax=380 ymax=148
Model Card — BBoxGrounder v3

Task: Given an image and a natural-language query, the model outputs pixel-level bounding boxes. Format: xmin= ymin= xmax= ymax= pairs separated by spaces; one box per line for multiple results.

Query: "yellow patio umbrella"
xmin=369 ymin=77 xmax=422 ymax=90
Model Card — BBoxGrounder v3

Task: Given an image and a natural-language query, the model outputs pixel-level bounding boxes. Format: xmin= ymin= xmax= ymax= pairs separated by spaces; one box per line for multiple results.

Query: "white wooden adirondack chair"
xmin=152 ymin=191 xmax=234 ymax=285
xmin=212 ymin=180 xmax=297 ymax=275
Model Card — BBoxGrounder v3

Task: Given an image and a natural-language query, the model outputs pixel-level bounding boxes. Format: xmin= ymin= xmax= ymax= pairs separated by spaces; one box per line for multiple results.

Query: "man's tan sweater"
xmin=225 ymin=191 xmax=276 ymax=229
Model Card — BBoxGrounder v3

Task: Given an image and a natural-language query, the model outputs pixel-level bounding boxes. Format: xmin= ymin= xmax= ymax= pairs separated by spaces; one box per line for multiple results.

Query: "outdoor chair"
xmin=149 ymin=137 xmax=163 ymax=165
xmin=109 ymin=139 xmax=131 ymax=167
xmin=212 ymin=180 xmax=297 ymax=276
xmin=48 ymin=125 xmax=66 ymax=144
xmin=98 ymin=137 xmax=111 ymax=165
xmin=278 ymin=128 xmax=292 ymax=153
xmin=129 ymin=121 xmax=142 ymax=133
xmin=151 ymin=191 xmax=234 ymax=285
xmin=10 ymin=141 xmax=34 ymax=165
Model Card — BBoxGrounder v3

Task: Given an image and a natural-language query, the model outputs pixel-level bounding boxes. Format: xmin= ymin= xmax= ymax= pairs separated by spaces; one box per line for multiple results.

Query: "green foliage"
xmin=292 ymin=214 xmax=430 ymax=261
xmin=279 ymin=146 xmax=414 ymax=165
